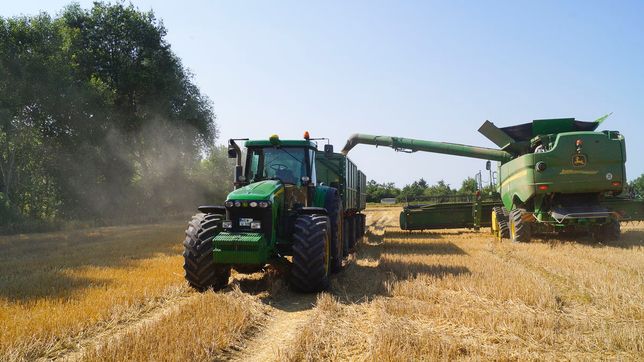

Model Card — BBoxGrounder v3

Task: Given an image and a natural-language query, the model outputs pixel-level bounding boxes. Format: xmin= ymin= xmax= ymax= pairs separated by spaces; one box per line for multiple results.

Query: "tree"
xmin=366 ymin=180 xmax=400 ymax=202
xmin=459 ymin=177 xmax=478 ymax=195
xmin=0 ymin=2 xmax=224 ymax=227
xmin=424 ymin=180 xmax=454 ymax=197
xmin=630 ymin=174 xmax=644 ymax=197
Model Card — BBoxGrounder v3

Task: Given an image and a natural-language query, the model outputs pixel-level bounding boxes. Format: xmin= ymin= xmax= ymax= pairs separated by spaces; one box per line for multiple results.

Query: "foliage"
xmin=0 ymin=3 xmax=229 ymax=228
xmin=366 ymin=180 xmax=400 ymax=203
xmin=367 ymin=176 xmax=496 ymax=203
xmin=629 ymin=174 xmax=644 ymax=197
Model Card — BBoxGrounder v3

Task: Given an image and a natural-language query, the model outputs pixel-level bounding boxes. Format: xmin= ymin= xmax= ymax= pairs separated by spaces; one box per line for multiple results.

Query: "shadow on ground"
xmin=230 ymin=225 xmax=471 ymax=311
xmin=0 ymin=223 xmax=185 ymax=301
xmin=382 ymin=240 xmax=469 ymax=256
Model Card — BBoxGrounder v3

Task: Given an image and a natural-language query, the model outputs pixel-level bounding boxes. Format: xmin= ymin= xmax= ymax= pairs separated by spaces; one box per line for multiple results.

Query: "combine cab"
xmin=182 ymin=133 xmax=366 ymax=292
xmin=342 ymin=116 xmax=643 ymax=242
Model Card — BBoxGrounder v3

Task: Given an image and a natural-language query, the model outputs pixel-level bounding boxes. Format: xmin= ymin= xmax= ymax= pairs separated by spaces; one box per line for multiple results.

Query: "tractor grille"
xmin=227 ymin=207 xmax=272 ymax=239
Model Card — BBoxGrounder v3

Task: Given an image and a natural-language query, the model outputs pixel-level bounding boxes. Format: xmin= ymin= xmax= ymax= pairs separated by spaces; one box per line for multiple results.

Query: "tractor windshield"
xmin=245 ymin=147 xmax=310 ymax=185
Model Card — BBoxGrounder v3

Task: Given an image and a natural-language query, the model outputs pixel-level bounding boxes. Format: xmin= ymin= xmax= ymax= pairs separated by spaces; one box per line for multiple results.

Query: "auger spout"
xmin=341 ymin=133 xmax=513 ymax=163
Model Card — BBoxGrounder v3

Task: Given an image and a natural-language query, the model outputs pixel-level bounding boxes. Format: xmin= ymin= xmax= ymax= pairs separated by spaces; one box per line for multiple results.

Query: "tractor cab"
xmin=244 ymin=136 xmax=317 ymax=187
xmin=229 ymin=134 xmax=320 ymax=210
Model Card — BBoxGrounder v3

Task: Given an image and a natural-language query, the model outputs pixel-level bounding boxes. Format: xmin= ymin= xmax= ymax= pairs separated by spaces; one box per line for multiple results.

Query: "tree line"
xmin=0 ymin=2 xmax=233 ymax=231
xmin=366 ymin=177 xmax=486 ymax=203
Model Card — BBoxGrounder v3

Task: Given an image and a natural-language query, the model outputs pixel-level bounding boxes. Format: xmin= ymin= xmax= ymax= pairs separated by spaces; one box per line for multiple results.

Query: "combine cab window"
xmin=246 ymin=147 xmax=309 ymax=185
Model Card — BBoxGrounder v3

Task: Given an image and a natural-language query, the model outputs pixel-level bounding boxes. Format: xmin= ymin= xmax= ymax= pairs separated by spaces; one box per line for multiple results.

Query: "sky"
xmin=2 ymin=1 xmax=643 ymax=188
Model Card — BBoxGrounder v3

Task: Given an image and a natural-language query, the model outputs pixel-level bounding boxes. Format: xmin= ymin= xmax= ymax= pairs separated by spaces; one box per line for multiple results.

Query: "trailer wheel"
xmin=509 ymin=209 xmax=532 ymax=243
xmin=342 ymin=216 xmax=351 ymax=257
xmin=325 ymin=191 xmax=343 ymax=273
xmin=358 ymin=214 xmax=366 ymax=239
xmin=183 ymin=213 xmax=231 ymax=291
xmin=290 ymin=214 xmax=331 ymax=292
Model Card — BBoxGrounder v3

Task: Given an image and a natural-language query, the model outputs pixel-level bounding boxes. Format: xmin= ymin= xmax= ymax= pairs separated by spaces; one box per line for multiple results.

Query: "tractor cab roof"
xmin=245 ymin=138 xmax=318 ymax=148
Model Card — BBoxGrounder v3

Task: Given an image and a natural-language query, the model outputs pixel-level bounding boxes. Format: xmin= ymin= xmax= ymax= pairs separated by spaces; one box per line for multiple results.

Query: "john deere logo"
xmin=572 ymin=154 xmax=587 ymax=167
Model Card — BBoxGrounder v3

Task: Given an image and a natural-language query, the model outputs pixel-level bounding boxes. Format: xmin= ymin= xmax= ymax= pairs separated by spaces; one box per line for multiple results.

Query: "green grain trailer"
xmin=342 ymin=117 xmax=644 ymax=242
xmin=182 ymin=133 xmax=366 ymax=293
xmin=315 ymin=151 xmax=367 ymax=254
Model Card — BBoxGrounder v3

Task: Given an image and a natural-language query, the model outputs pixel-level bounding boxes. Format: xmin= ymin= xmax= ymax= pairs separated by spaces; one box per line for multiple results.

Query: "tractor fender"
xmin=299 ymin=207 xmax=327 ymax=215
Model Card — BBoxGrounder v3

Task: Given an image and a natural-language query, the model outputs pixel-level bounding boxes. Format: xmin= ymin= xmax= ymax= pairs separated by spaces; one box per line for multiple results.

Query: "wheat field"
xmin=1 ymin=208 xmax=642 ymax=361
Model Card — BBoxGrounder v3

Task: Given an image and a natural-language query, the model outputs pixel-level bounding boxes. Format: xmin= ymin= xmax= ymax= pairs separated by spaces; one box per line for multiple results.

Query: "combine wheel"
xmin=290 ymin=214 xmax=331 ymax=292
xmin=509 ymin=209 xmax=532 ymax=243
xmin=491 ymin=207 xmax=510 ymax=240
xmin=183 ymin=213 xmax=231 ymax=291
xmin=593 ymin=219 xmax=621 ymax=242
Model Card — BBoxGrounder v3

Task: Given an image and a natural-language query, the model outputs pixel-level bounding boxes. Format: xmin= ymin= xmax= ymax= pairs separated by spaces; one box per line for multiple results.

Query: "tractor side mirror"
xmin=228 ymin=148 xmax=237 ymax=159
xmin=486 ymin=160 xmax=491 ymax=171
xmin=324 ymin=144 xmax=334 ymax=157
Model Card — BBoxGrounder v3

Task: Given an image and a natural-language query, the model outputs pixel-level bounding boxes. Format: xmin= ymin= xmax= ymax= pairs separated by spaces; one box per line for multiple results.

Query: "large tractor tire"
xmin=593 ymin=219 xmax=621 ymax=242
xmin=183 ymin=213 xmax=231 ymax=291
xmin=325 ymin=191 xmax=344 ymax=273
xmin=290 ymin=214 xmax=331 ymax=292
xmin=509 ymin=209 xmax=532 ymax=243
xmin=491 ymin=206 xmax=510 ymax=240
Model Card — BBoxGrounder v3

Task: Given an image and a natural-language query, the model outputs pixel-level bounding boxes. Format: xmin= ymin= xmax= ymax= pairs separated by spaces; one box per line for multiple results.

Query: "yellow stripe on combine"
xmin=501 ymin=169 xmax=529 ymax=188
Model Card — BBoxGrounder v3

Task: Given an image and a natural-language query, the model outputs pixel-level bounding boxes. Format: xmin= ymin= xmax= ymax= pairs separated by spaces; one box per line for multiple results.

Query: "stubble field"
xmin=1 ymin=207 xmax=642 ymax=361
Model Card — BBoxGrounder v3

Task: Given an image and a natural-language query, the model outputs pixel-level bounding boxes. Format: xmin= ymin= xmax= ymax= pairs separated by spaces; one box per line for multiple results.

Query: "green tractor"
xmin=182 ymin=133 xmax=366 ymax=292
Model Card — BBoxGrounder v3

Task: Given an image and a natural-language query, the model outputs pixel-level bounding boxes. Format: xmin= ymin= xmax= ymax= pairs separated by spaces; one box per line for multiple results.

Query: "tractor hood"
xmin=227 ymin=180 xmax=282 ymax=201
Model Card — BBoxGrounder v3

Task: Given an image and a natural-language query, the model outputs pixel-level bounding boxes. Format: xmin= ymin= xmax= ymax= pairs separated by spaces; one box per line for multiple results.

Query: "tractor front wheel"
xmin=183 ymin=213 xmax=231 ymax=291
xmin=290 ymin=214 xmax=331 ymax=292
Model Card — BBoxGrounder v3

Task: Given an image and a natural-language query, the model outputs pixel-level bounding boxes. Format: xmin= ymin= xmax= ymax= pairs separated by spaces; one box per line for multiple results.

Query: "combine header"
xmin=342 ymin=117 xmax=643 ymax=242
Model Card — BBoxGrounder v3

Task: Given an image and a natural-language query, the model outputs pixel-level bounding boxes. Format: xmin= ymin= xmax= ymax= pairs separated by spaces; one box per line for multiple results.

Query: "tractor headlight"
xmin=249 ymin=201 xmax=258 ymax=208
xmin=535 ymin=161 xmax=547 ymax=172
xmin=225 ymin=201 xmax=234 ymax=208
xmin=250 ymin=221 xmax=262 ymax=229
xmin=259 ymin=201 xmax=270 ymax=208
xmin=222 ymin=221 xmax=233 ymax=229
xmin=234 ymin=201 xmax=242 ymax=208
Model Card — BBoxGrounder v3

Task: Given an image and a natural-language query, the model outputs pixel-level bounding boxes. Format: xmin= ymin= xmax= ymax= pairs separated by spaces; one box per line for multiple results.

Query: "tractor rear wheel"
xmin=509 ymin=209 xmax=532 ymax=243
xmin=183 ymin=213 xmax=231 ymax=291
xmin=290 ymin=214 xmax=331 ymax=292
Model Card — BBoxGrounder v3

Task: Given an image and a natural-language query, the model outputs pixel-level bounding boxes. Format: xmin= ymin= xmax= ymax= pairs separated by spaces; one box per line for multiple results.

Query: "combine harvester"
xmin=342 ymin=117 xmax=644 ymax=242
xmin=182 ymin=133 xmax=366 ymax=293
